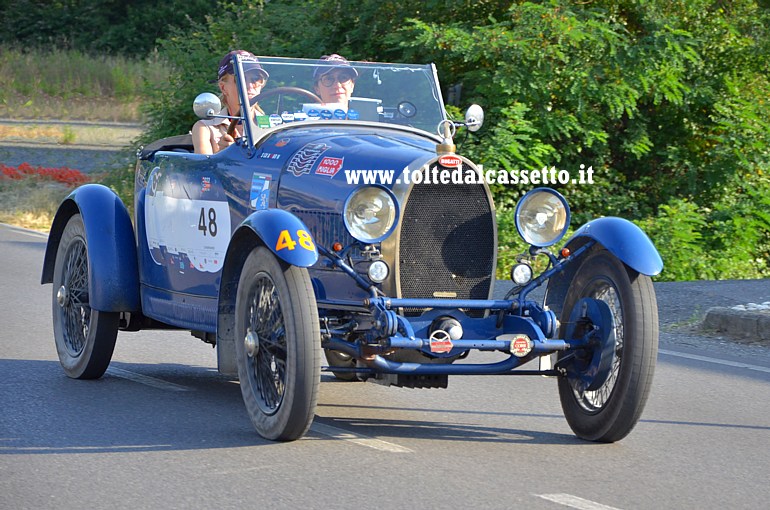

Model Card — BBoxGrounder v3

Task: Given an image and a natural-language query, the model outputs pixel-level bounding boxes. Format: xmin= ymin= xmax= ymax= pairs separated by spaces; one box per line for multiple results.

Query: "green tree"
xmin=0 ymin=0 xmax=217 ymax=56
xmin=395 ymin=1 xmax=770 ymax=217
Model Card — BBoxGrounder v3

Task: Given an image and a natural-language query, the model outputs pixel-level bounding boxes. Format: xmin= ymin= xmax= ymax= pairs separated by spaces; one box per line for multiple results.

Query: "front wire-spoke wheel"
xmin=235 ymin=246 xmax=320 ymax=441
xmin=52 ymin=214 xmax=119 ymax=379
xmin=558 ymin=250 xmax=658 ymax=442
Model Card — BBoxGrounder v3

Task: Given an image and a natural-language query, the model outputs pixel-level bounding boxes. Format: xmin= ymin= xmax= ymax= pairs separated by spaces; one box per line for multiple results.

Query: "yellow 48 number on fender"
xmin=275 ymin=229 xmax=315 ymax=252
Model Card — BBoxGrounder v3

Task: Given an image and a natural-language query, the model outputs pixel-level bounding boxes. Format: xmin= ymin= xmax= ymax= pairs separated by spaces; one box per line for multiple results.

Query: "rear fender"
xmin=41 ymin=184 xmax=140 ymax=312
xmin=545 ymin=217 xmax=662 ymax=316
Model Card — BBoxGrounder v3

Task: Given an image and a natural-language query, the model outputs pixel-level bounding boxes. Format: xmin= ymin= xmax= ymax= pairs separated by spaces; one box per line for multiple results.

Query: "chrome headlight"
xmin=343 ymin=186 xmax=398 ymax=243
xmin=514 ymin=188 xmax=570 ymax=247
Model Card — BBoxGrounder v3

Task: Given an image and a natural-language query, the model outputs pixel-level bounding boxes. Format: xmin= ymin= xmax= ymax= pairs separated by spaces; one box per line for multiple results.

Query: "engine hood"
xmin=259 ymin=123 xmax=440 ymax=214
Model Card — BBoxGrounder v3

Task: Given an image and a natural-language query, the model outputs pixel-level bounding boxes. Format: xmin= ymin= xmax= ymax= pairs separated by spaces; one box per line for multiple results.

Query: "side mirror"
xmin=193 ymin=92 xmax=222 ymax=119
xmin=465 ymin=104 xmax=484 ymax=132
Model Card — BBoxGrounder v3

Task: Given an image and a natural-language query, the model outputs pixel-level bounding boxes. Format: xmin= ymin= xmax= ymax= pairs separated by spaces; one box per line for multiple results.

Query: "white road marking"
xmin=536 ymin=493 xmax=622 ymax=510
xmin=659 ymin=349 xmax=770 ymax=374
xmin=106 ymin=367 xmax=191 ymax=392
xmin=310 ymin=422 xmax=413 ymax=453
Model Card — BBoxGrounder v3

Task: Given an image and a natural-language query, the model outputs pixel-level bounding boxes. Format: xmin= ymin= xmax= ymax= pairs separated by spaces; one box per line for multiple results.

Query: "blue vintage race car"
xmin=42 ymin=54 xmax=662 ymax=442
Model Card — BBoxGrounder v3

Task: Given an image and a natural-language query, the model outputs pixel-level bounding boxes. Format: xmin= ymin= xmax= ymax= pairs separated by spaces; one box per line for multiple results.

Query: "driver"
xmin=312 ymin=54 xmax=358 ymax=112
xmin=192 ymin=50 xmax=269 ymax=154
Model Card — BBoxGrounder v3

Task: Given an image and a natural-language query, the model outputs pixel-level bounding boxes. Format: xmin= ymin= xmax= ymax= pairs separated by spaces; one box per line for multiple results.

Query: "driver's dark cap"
xmin=313 ymin=54 xmax=359 ymax=81
xmin=214 ymin=50 xmax=269 ymax=82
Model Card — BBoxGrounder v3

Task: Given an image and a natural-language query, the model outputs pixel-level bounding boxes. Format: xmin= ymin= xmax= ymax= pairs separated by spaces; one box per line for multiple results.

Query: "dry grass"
xmin=0 ymin=48 xmax=166 ymax=123
xmin=0 ymin=92 xmax=143 ymax=123
xmin=0 ymin=211 xmax=53 ymax=233
xmin=0 ymin=180 xmax=73 ymax=233
xmin=0 ymin=122 xmax=142 ymax=146
xmin=0 ymin=125 xmax=63 ymax=138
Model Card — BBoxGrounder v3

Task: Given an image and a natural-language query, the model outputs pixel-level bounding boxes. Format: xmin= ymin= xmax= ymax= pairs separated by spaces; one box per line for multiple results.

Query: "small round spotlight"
xmin=511 ymin=263 xmax=533 ymax=285
xmin=368 ymin=260 xmax=389 ymax=283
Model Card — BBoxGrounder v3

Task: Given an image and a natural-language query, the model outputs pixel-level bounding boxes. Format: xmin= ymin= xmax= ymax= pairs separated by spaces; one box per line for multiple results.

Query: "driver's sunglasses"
xmin=245 ymin=71 xmax=266 ymax=85
xmin=319 ymin=70 xmax=356 ymax=87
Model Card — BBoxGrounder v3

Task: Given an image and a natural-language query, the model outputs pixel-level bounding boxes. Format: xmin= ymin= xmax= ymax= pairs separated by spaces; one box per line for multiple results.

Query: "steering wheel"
xmin=249 ymin=86 xmax=322 ymax=109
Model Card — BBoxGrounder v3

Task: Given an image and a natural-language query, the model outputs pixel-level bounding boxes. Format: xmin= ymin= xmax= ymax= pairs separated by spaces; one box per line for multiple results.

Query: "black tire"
xmin=52 ymin=214 xmax=119 ymax=379
xmin=557 ymin=250 xmax=658 ymax=442
xmin=234 ymin=246 xmax=320 ymax=441
xmin=323 ymin=348 xmax=357 ymax=381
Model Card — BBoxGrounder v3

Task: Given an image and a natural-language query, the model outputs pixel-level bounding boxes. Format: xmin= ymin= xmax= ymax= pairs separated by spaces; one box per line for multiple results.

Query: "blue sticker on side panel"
xmin=320 ymin=109 xmax=333 ymax=120
xmin=250 ymin=173 xmax=272 ymax=210
xmin=347 ymin=109 xmax=360 ymax=120
xmin=333 ymin=109 xmax=346 ymax=119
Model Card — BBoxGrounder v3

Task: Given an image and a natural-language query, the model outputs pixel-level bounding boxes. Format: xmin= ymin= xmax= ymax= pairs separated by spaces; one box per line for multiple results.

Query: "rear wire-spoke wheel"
xmin=235 ymin=246 xmax=320 ymax=441
xmin=52 ymin=214 xmax=119 ymax=379
xmin=558 ymin=250 xmax=658 ymax=442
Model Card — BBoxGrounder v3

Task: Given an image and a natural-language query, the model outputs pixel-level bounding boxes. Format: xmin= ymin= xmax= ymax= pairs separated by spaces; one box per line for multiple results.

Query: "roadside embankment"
xmin=0 ymin=119 xmax=141 ymax=173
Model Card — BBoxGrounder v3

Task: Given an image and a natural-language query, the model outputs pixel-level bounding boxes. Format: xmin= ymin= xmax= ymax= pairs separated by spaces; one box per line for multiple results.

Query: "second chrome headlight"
xmin=515 ymin=188 xmax=570 ymax=247
xmin=343 ymin=186 xmax=398 ymax=243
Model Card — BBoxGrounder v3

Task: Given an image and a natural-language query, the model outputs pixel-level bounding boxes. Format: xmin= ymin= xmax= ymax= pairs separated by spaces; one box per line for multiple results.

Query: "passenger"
xmin=192 ymin=50 xmax=269 ymax=154
xmin=312 ymin=54 xmax=358 ymax=112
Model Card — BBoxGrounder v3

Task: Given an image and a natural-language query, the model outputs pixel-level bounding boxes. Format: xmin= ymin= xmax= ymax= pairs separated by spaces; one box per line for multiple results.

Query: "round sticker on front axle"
xmin=429 ymin=330 xmax=454 ymax=354
xmin=510 ymin=335 xmax=532 ymax=357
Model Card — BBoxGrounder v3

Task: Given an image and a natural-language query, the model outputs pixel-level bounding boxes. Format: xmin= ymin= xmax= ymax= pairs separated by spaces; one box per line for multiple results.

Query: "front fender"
xmin=544 ymin=217 xmax=662 ymax=318
xmin=233 ymin=209 xmax=319 ymax=267
xmin=41 ymin=184 xmax=140 ymax=312
xmin=567 ymin=216 xmax=663 ymax=276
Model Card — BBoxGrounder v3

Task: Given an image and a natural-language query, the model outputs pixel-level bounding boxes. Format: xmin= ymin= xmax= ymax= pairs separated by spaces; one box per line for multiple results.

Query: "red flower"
xmin=0 ymin=163 xmax=89 ymax=185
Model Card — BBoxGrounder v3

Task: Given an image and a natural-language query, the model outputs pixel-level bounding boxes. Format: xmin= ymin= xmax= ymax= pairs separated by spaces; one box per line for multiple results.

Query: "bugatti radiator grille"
xmin=398 ymin=171 xmax=496 ymax=315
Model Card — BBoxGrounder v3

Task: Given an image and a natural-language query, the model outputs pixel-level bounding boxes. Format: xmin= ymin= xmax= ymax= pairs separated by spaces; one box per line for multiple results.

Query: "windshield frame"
xmin=227 ymin=54 xmax=448 ymax=151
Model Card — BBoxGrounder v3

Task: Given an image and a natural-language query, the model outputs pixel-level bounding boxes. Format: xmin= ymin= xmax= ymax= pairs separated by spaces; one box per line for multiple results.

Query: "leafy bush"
xmin=398 ymin=0 xmax=770 ymax=220
xmin=638 ymin=178 xmax=770 ymax=281
xmin=98 ymin=163 xmax=136 ymax=218
xmin=635 ymin=199 xmax=710 ymax=281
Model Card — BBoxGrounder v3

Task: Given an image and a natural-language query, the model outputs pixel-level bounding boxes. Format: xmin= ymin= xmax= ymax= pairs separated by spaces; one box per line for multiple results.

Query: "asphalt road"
xmin=2 ymin=223 xmax=770 ymax=510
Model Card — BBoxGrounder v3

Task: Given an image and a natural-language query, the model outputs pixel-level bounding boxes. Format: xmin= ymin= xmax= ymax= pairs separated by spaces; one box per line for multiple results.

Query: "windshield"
xmin=236 ymin=56 xmax=447 ymax=135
